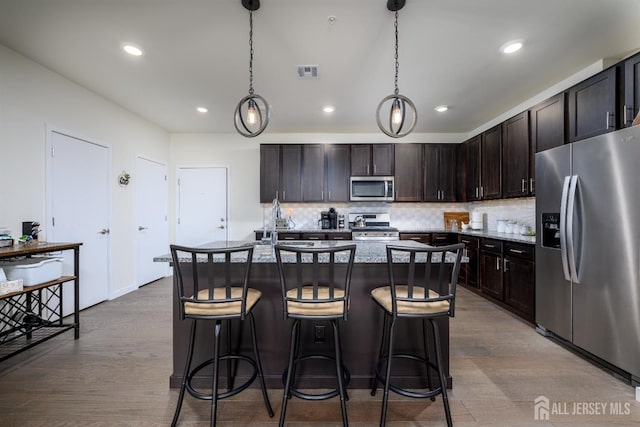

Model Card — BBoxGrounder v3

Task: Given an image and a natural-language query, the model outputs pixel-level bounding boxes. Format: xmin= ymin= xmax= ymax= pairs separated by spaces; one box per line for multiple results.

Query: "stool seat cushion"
xmin=184 ymin=287 xmax=262 ymax=316
xmin=371 ymin=285 xmax=450 ymax=315
xmin=286 ymin=285 xmax=346 ymax=316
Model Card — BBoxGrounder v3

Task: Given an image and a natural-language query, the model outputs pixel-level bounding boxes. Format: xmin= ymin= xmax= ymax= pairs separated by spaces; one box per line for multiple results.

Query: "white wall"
xmin=0 ymin=44 xmax=170 ymax=299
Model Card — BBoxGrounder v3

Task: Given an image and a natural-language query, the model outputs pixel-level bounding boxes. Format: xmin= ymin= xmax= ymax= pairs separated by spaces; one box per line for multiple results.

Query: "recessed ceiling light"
xmin=122 ymin=43 xmax=143 ymax=56
xmin=501 ymin=40 xmax=523 ymax=54
xmin=196 ymin=107 xmax=208 ymax=113
xmin=434 ymin=105 xmax=448 ymax=113
xmin=323 ymin=106 xmax=335 ymax=113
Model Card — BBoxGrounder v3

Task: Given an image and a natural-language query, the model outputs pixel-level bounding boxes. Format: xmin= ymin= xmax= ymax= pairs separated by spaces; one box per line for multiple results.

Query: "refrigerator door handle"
xmin=566 ymin=175 xmax=580 ymax=284
xmin=560 ymin=176 xmax=572 ymax=281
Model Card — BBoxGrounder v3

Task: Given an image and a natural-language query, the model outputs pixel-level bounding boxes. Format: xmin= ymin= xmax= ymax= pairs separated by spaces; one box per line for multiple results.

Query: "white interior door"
xmin=47 ymin=131 xmax=110 ymax=313
xmin=176 ymin=167 xmax=228 ymax=246
xmin=135 ymin=157 xmax=169 ymax=286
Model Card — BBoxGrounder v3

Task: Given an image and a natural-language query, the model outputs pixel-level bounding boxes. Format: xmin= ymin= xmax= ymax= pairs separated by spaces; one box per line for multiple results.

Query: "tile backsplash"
xmin=262 ymin=197 xmax=535 ymax=231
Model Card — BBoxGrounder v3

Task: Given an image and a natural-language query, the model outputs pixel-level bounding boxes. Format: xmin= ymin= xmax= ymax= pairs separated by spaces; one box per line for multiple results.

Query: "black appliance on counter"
xmin=321 ymin=208 xmax=338 ymax=229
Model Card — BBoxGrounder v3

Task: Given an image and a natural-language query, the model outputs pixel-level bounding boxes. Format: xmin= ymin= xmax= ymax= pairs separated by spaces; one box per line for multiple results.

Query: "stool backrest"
xmin=170 ymin=244 xmax=254 ymax=320
xmin=274 ymin=244 xmax=357 ymax=320
xmin=385 ymin=243 xmax=464 ymax=318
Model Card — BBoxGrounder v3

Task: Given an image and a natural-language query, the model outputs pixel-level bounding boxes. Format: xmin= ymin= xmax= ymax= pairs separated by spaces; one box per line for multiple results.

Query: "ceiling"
xmin=1 ymin=0 xmax=640 ymax=135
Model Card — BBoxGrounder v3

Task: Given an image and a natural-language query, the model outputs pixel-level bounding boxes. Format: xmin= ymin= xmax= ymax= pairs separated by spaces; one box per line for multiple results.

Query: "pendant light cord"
xmin=249 ymin=10 xmax=254 ymax=95
xmin=394 ymin=10 xmax=399 ymax=96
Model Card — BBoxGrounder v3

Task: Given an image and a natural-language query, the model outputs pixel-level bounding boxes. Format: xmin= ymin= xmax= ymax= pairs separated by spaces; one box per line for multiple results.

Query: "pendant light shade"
xmin=376 ymin=0 xmax=417 ymax=138
xmin=234 ymin=0 xmax=270 ymax=137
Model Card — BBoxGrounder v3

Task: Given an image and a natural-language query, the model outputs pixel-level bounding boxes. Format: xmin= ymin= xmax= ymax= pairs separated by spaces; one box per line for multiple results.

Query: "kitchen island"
xmin=156 ymin=240 xmax=462 ymax=390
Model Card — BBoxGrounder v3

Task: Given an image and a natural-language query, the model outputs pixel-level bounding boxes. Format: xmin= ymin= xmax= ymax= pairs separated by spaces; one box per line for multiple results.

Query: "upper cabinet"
xmin=481 ymin=124 xmax=502 ymax=200
xmin=624 ymin=52 xmax=640 ymax=127
xmin=260 ymin=144 xmax=320 ymax=203
xmin=531 ymin=93 xmax=567 ymax=153
xmin=325 ymin=144 xmax=351 ymax=202
xmin=351 ymin=144 xmax=394 ymax=176
xmin=463 ymin=135 xmax=481 ymax=202
xmin=424 ymin=144 xmax=457 ymax=202
xmin=260 ymin=144 xmax=281 ymax=203
xmin=502 ymin=111 xmax=532 ymax=198
xmin=568 ymin=66 xmax=620 ymax=142
xmin=394 ymin=144 xmax=424 ymax=202
xmin=301 ymin=144 xmax=325 ymax=202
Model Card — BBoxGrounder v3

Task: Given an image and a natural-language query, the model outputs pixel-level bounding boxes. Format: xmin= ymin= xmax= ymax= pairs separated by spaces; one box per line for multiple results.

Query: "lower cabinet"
xmin=476 ymin=238 xmax=535 ymax=323
xmin=399 ymin=233 xmax=431 ymax=244
xmin=458 ymin=235 xmax=479 ymax=290
xmin=255 ymin=231 xmax=351 ymax=241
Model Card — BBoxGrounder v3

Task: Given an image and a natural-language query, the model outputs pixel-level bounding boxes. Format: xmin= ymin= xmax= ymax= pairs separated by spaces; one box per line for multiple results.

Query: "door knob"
xmin=218 ymin=225 xmax=225 ymax=229
xmin=98 ymin=228 xmax=110 ymax=235
xmin=138 ymin=226 xmax=148 ymax=231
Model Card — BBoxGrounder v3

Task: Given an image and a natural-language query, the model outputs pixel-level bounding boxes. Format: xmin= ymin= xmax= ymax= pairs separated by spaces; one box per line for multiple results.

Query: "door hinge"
xmin=177 ymin=218 xmax=180 ymax=225
xmin=164 ymin=175 xmax=167 ymax=181
xmin=51 ymin=147 xmax=55 ymax=157
xmin=177 ymin=178 xmax=180 ymax=186
xmin=52 ymin=217 xmax=55 ymax=226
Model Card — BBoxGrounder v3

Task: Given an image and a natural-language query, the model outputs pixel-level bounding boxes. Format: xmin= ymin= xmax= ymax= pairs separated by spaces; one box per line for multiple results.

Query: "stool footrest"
xmin=283 ymin=354 xmax=351 ymax=401
xmin=186 ymin=354 xmax=258 ymax=401
xmin=374 ymin=353 xmax=443 ymax=399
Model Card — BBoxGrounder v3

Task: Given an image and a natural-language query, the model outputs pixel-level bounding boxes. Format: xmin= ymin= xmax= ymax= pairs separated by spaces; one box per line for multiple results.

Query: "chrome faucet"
xmin=270 ymin=192 xmax=282 ymax=245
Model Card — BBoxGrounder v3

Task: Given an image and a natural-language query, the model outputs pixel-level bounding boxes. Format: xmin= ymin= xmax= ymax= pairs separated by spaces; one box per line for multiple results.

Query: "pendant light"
xmin=376 ymin=0 xmax=417 ymax=138
xmin=234 ymin=0 xmax=270 ymax=137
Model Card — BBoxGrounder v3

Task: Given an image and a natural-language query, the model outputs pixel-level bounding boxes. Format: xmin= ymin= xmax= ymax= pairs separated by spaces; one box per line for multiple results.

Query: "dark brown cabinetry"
xmin=351 ymin=144 xmax=394 ymax=176
xmin=301 ymin=144 xmax=325 ymax=202
xmin=531 ymin=93 xmax=567 ymax=153
xmin=503 ymin=242 xmax=535 ymax=322
xmin=502 ymin=112 xmax=532 ymax=198
xmin=458 ymin=235 xmax=479 ymax=290
xmin=394 ymin=144 xmax=423 ymax=202
xmin=479 ymin=239 xmax=504 ymax=301
xmin=431 ymin=233 xmax=457 ymax=246
xmin=255 ymin=231 xmax=352 ymax=241
xmin=399 ymin=233 xmax=431 ymax=244
xmin=568 ymin=66 xmax=620 ymax=142
xmin=260 ymin=144 xmax=303 ymax=203
xmin=624 ymin=52 xmax=640 ymax=127
xmin=481 ymin=125 xmax=502 ymax=200
xmin=463 ymin=135 xmax=481 ymax=201
xmin=424 ymin=144 xmax=457 ymax=201
xmin=325 ymin=144 xmax=351 ymax=202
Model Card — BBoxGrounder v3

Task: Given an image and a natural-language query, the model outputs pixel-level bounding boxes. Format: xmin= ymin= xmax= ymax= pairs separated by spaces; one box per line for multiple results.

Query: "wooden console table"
xmin=0 ymin=242 xmax=81 ymax=361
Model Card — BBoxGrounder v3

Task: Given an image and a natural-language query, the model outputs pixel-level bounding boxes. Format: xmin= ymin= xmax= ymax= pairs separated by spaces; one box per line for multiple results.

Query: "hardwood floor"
xmin=0 ymin=277 xmax=638 ymax=426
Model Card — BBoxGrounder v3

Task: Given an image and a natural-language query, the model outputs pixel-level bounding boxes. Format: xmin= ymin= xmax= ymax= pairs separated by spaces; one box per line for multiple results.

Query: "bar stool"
xmin=169 ymin=244 xmax=274 ymax=427
xmin=370 ymin=243 xmax=464 ymax=427
xmin=274 ymin=243 xmax=357 ymax=427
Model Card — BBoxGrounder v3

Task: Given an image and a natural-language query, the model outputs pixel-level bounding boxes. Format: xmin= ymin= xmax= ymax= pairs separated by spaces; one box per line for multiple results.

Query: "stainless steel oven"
xmin=348 ymin=213 xmax=399 ymax=241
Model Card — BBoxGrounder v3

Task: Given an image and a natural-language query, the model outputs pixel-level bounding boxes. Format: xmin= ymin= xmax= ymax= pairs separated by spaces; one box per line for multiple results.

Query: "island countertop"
xmin=154 ymin=239 xmax=465 ymax=264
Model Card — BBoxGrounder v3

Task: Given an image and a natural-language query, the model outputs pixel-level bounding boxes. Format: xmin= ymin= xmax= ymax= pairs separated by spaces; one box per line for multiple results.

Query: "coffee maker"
xmin=320 ymin=208 xmax=338 ymax=229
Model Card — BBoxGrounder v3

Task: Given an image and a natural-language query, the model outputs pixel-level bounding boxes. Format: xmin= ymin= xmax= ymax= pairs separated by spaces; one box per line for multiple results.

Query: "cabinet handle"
xmin=333 ymin=237 xmax=345 ymax=240
xmin=530 ymin=178 xmax=535 ymax=193
xmin=461 ymin=240 xmax=471 ymax=244
xmin=484 ymin=244 xmax=496 ymax=248
xmin=321 ymin=190 xmax=324 ymax=200
xmin=282 ymin=190 xmax=286 ymax=201
xmin=496 ymin=258 xmax=501 ymax=271
xmin=605 ymin=111 xmax=613 ymax=129
xmin=503 ymin=258 xmax=509 ymax=272
xmin=480 ymin=186 xmax=484 ymax=198
xmin=410 ymin=237 xmax=421 ymax=240
xmin=309 ymin=237 xmax=321 ymax=240
xmin=475 ymin=187 xmax=479 ymax=198
xmin=521 ymin=179 xmax=526 ymax=193
xmin=373 ymin=164 xmax=377 ymax=174
xmin=624 ymin=105 xmax=628 ymax=125
xmin=509 ymin=249 xmax=525 ymax=254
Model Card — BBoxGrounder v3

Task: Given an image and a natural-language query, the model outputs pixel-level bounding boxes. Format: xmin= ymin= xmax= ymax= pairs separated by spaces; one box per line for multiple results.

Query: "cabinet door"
xmin=531 ymin=93 xmax=567 ymax=153
xmin=624 ymin=52 xmax=640 ymax=127
xmin=372 ymin=144 xmax=394 ymax=175
xmin=301 ymin=232 xmax=326 ymax=240
xmin=481 ymin=125 xmax=502 ymax=199
xmin=394 ymin=143 xmax=423 ymax=201
xmin=326 ymin=145 xmax=351 ymax=202
xmin=327 ymin=232 xmax=351 ymax=240
xmin=480 ymin=251 xmax=503 ymax=301
xmin=568 ymin=67 xmax=619 ymax=142
xmin=260 ymin=145 xmax=281 ymax=203
xmin=351 ymin=145 xmax=371 ymax=175
xmin=502 ymin=112 xmax=531 ymax=198
xmin=302 ymin=144 xmax=325 ymax=202
xmin=458 ymin=236 xmax=479 ymax=289
xmin=439 ymin=144 xmax=457 ymax=201
xmin=464 ymin=136 xmax=481 ymax=201
xmin=280 ymin=145 xmax=302 ymax=202
xmin=504 ymin=256 xmax=535 ymax=321
xmin=423 ymin=144 xmax=439 ymax=201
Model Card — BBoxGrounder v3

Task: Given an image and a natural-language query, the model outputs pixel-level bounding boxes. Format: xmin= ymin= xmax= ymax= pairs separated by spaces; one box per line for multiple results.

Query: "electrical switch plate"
xmin=314 ymin=325 xmax=325 ymax=344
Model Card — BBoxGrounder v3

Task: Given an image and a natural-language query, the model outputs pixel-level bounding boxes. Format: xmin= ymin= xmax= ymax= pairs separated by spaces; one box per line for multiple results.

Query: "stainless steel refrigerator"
xmin=536 ymin=125 xmax=640 ymax=384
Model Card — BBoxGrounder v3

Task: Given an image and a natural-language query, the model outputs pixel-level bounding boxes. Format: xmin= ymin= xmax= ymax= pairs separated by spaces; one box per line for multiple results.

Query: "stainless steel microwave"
xmin=350 ymin=176 xmax=394 ymax=201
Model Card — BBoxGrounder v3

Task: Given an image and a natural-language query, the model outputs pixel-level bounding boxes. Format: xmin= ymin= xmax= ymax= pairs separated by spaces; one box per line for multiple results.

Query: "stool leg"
xmin=226 ymin=319 xmax=233 ymax=392
xmin=379 ymin=318 xmax=396 ymax=427
xmin=280 ymin=319 xmax=300 ymax=427
xmin=172 ymin=319 xmax=197 ymax=427
xmin=430 ymin=319 xmax=452 ymax=427
xmin=210 ymin=320 xmax=222 ymax=427
xmin=421 ymin=319 xmax=435 ymax=399
xmin=332 ymin=319 xmax=349 ymax=426
xmin=371 ymin=311 xmax=389 ymax=396
xmin=248 ymin=312 xmax=274 ymax=417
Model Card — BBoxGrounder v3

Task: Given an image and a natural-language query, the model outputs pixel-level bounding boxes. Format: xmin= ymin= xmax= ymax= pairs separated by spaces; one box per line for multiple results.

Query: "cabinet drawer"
xmin=431 ymin=233 xmax=455 ymax=246
xmin=327 ymin=232 xmax=352 ymax=240
xmin=504 ymin=242 xmax=534 ymax=260
xmin=302 ymin=232 xmax=326 ymax=240
xmin=458 ymin=235 xmax=479 ymax=249
xmin=278 ymin=232 xmax=301 ymax=241
xmin=480 ymin=238 xmax=503 ymax=254
xmin=399 ymin=233 xmax=431 ymax=244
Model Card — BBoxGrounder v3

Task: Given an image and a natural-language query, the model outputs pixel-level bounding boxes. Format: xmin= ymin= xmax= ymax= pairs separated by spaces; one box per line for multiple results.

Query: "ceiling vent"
xmin=297 ymin=65 xmax=319 ymax=79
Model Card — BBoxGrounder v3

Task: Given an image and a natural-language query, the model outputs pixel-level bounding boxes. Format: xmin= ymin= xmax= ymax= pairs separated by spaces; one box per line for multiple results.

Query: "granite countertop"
xmin=154 ymin=240 xmax=466 ymax=264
